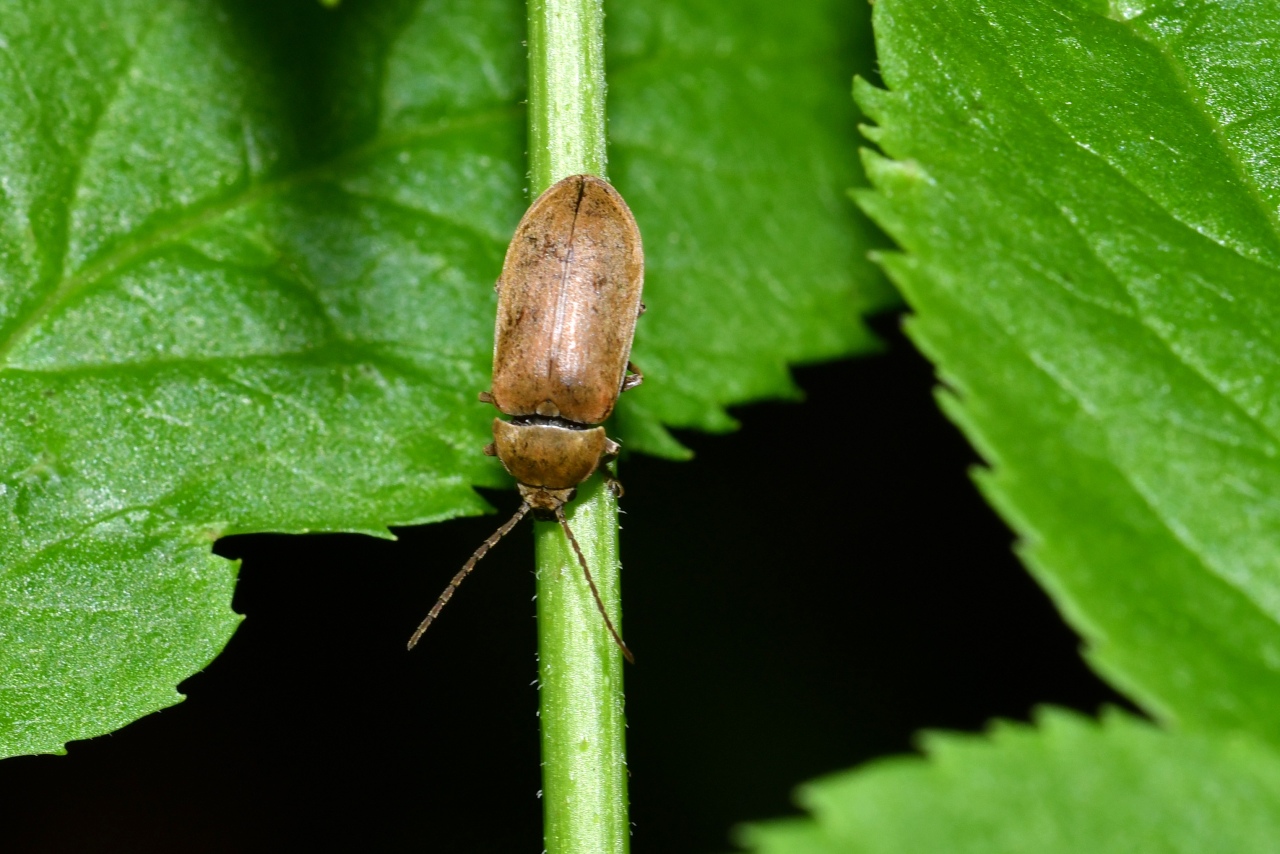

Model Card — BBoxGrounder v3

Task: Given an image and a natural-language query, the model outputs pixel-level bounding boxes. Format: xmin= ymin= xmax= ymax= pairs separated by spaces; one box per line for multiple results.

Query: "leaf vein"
xmin=1118 ymin=11 xmax=1280 ymax=251
xmin=0 ymin=105 xmax=520 ymax=368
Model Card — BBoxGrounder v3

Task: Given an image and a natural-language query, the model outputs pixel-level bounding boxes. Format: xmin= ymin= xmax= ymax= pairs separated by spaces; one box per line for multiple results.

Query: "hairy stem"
xmin=527 ymin=0 xmax=608 ymax=188
xmin=535 ymin=478 xmax=629 ymax=854
xmin=527 ymin=2 xmax=629 ymax=854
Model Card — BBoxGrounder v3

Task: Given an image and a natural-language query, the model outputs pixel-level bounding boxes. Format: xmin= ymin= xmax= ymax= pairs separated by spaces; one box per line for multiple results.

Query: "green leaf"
xmin=740 ymin=710 xmax=1280 ymax=854
xmin=0 ymin=0 xmax=524 ymax=760
xmin=732 ymin=2 xmax=1280 ymax=849
xmin=0 ymin=0 xmax=885 ymax=757
xmin=854 ymin=0 xmax=1280 ymax=744
xmin=610 ymin=0 xmax=894 ymax=448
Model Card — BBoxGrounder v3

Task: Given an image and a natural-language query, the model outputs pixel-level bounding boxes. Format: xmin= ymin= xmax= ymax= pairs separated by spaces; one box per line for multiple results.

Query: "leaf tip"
xmin=853 ymin=76 xmax=892 ymax=120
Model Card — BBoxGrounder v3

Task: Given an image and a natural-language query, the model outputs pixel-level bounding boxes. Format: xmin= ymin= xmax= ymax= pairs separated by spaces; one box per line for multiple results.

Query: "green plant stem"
xmin=527 ymin=0 xmax=608 ymax=188
xmin=527 ymin=2 xmax=628 ymax=853
xmin=535 ymin=478 xmax=629 ymax=854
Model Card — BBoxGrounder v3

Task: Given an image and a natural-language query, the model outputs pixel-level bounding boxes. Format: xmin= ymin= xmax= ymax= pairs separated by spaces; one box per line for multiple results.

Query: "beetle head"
xmin=407 ymin=413 xmax=632 ymax=662
xmin=516 ymin=483 xmax=575 ymax=515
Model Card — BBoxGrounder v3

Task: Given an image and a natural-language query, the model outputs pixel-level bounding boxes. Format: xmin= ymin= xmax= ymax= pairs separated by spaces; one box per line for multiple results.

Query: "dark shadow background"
xmin=0 ymin=316 xmax=1130 ymax=852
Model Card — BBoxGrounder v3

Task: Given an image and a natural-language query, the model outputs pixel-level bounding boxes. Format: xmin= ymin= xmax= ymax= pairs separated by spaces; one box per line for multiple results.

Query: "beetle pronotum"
xmin=408 ymin=174 xmax=644 ymax=662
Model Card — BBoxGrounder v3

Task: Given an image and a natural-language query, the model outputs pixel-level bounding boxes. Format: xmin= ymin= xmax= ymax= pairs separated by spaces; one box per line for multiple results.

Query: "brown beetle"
xmin=409 ymin=174 xmax=644 ymax=661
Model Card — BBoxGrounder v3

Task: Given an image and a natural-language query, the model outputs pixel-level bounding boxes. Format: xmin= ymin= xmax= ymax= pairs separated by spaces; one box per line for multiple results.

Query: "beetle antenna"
xmin=408 ymin=502 xmax=531 ymax=650
xmin=555 ymin=506 xmax=635 ymax=664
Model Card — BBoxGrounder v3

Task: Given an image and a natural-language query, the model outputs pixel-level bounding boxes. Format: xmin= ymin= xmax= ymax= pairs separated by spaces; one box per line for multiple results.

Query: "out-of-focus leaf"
xmin=610 ymin=0 xmax=894 ymax=451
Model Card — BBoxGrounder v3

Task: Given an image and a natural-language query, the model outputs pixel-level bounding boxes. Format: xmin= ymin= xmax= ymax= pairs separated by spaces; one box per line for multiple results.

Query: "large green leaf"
xmin=740 ymin=710 xmax=1280 ymax=854
xmin=0 ymin=0 xmax=887 ymax=757
xmin=736 ymin=0 xmax=1280 ymax=849
xmin=856 ymin=0 xmax=1280 ymax=743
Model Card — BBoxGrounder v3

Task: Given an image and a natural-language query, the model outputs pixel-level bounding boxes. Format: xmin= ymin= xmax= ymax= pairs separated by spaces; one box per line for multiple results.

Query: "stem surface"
xmin=527 ymin=2 xmax=629 ymax=853
xmin=535 ymin=478 xmax=628 ymax=854
xmin=527 ymin=0 xmax=608 ymax=187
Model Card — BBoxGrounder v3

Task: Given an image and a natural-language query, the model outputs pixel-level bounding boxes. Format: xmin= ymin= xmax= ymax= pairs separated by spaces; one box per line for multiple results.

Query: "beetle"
xmin=408 ymin=174 xmax=645 ymax=662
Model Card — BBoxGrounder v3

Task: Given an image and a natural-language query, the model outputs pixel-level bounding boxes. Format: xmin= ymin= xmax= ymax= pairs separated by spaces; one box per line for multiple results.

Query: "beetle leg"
xmin=604 ymin=476 xmax=625 ymax=499
xmin=483 ymin=442 xmax=497 ymax=456
xmin=478 ymin=391 xmax=495 ymax=404
xmin=621 ymin=361 xmax=644 ymax=392
xmin=637 ymin=301 xmax=647 ymax=316
xmin=601 ymin=439 xmax=624 ymax=496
